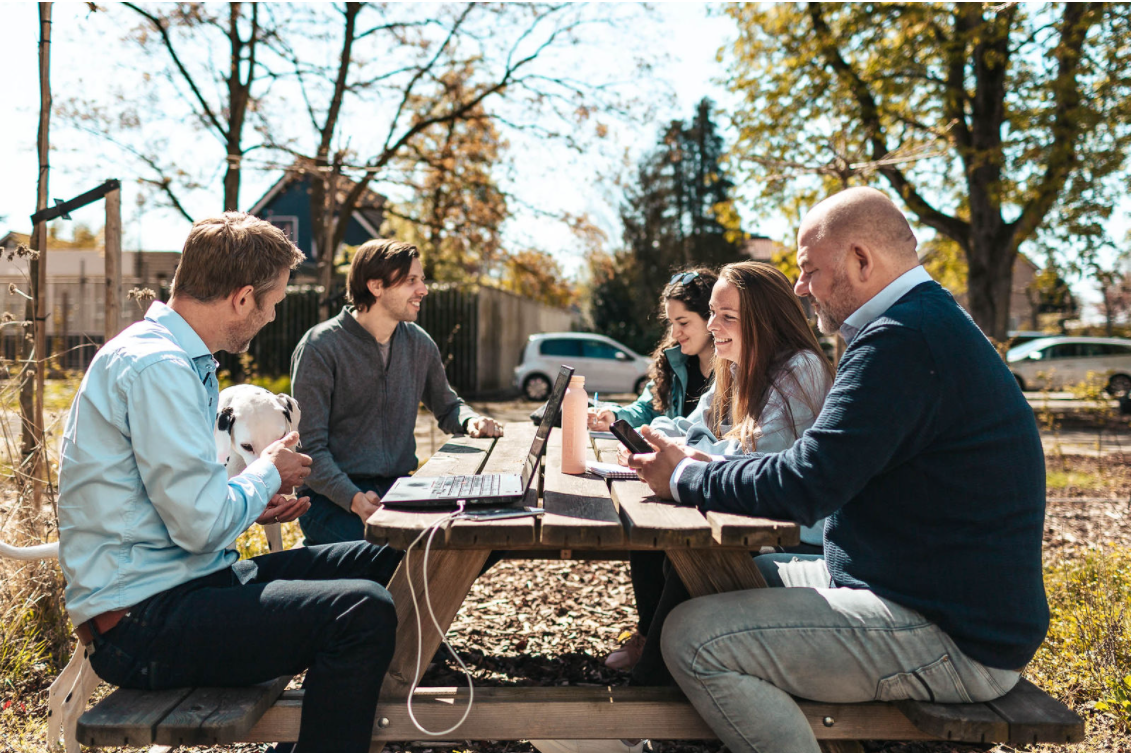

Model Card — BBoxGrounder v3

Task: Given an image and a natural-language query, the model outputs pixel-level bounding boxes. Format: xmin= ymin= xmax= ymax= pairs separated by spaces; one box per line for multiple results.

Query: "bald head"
xmin=801 ymin=187 xmax=918 ymax=264
xmin=794 ymin=187 xmax=921 ymax=335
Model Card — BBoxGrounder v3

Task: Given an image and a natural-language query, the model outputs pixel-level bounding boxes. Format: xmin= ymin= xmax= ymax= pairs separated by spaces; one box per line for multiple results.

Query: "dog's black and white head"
xmin=214 ymin=384 xmax=302 ymax=477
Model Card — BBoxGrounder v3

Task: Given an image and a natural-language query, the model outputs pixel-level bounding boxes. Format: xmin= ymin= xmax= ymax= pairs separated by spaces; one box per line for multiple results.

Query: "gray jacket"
xmin=291 ymin=309 xmax=478 ymax=510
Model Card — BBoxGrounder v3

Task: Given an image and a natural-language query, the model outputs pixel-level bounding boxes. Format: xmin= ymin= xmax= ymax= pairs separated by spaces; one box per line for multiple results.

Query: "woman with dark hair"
xmin=588 ymin=268 xmax=719 ymax=432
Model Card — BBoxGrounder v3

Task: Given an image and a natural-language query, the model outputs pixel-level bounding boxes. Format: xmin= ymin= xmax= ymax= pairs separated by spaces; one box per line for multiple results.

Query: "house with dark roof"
xmin=247 ymin=169 xmax=386 ymax=269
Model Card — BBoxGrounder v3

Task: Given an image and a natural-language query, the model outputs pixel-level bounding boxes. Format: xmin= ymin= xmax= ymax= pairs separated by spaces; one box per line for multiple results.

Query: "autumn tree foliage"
xmin=722 ymin=3 xmax=1131 ymax=341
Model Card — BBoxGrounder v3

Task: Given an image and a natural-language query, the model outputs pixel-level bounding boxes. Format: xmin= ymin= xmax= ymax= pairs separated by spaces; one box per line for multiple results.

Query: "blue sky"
xmin=0 ymin=2 xmax=1123 ymax=318
xmin=0 ymin=3 xmax=745 ymax=269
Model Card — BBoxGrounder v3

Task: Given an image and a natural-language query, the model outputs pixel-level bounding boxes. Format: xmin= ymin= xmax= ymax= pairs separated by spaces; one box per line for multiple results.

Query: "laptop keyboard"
xmin=430 ymin=474 xmax=502 ymax=498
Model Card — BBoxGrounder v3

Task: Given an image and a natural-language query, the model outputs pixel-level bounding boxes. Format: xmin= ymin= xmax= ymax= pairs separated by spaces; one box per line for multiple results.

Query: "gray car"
xmin=513 ymin=332 xmax=651 ymax=400
xmin=1006 ymin=336 xmax=1131 ymax=394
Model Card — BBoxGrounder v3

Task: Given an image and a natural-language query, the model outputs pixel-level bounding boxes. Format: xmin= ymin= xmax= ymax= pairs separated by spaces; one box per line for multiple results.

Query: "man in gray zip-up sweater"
xmin=291 ymin=239 xmax=503 ymax=545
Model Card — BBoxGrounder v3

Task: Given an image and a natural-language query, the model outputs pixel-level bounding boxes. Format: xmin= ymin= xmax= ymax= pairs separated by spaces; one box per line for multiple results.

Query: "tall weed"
xmin=1029 ymin=547 xmax=1131 ymax=731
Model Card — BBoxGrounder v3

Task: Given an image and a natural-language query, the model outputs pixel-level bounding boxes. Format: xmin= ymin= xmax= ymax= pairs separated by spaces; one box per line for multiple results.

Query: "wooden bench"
xmin=76 ymin=424 xmax=1085 ymax=751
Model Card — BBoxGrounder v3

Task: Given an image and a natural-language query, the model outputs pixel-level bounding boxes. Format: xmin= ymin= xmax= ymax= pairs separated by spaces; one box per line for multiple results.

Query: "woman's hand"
xmin=587 ymin=408 xmax=616 ymax=431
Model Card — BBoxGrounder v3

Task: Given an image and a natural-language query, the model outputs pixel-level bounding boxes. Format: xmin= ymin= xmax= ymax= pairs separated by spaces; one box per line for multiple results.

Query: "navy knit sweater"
xmin=677 ymin=281 xmax=1049 ymax=670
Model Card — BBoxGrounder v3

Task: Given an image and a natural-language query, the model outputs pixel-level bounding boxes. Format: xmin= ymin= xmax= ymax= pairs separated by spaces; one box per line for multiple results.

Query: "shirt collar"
xmin=144 ymin=301 xmax=213 ymax=362
xmin=840 ymin=265 xmax=933 ymax=345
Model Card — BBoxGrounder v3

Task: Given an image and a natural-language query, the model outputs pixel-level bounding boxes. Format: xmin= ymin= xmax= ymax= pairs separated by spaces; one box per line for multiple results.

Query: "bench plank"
xmin=986 ymin=678 xmax=1086 ymax=744
xmin=77 ymin=687 xmax=194 ymax=747
xmin=895 ymin=698 xmax=1008 ymax=743
xmin=154 ymin=676 xmax=291 ymax=745
xmin=246 ymin=686 xmax=935 ymax=742
xmin=541 ymin=435 xmax=624 ymax=548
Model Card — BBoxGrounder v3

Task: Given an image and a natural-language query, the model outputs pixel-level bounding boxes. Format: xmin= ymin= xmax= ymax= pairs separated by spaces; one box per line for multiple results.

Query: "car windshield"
xmin=1006 ymin=337 xmax=1061 ymax=362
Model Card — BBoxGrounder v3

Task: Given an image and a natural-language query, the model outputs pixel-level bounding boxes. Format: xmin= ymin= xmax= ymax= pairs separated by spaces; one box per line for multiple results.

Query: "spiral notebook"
xmin=586 ymin=461 xmax=639 ymax=480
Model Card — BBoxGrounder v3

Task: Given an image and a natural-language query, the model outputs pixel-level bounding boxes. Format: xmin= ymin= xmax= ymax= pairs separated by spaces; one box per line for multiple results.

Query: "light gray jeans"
xmin=660 ymin=554 xmax=1020 ymax=753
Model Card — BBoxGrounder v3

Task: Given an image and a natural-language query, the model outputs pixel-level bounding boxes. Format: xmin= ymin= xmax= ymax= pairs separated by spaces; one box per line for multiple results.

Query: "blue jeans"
xmin=661 ymin=554 xmax=1021 ymax=753
xmin=87 ymin=541 xmax=401 ymax=753
xmin=299 ymin=477 xmax=399 ymax=546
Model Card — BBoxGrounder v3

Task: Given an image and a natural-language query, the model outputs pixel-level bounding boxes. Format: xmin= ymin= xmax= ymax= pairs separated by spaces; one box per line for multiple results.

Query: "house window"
xmin=267 ymin=216 xmax=299 ymax=242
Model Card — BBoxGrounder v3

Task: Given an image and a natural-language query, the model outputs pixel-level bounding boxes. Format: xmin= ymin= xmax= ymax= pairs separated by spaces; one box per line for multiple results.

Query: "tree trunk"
xmin=964 ymin=232 xmax=1016 ymax=342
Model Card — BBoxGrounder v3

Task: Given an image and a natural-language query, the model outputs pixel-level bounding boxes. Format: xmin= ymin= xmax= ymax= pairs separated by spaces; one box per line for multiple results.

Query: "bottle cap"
xmin=569 ymin=375 xmax=585 ymax=386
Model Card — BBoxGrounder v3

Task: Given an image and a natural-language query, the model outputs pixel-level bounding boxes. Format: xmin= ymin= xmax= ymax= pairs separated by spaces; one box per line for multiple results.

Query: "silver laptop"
xmin=380 ymin=365 xmax=574 ymax=508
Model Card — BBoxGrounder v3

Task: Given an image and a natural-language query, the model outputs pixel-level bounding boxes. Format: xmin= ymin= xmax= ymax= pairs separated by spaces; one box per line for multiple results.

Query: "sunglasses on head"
xmin=669 ymin=271 xmax=699 ymax=285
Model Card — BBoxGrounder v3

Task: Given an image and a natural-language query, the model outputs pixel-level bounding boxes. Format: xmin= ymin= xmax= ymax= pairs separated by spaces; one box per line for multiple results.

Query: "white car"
xmin=1006 ymin=336 xmax=1131 ymax=395
xmin=513 ymin=332 xmax=652 ymax=400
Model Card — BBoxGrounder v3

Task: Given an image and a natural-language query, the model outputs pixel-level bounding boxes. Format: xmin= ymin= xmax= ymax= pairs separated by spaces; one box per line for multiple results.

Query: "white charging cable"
xmin=402 ymin=507 xmax=477 ymax=736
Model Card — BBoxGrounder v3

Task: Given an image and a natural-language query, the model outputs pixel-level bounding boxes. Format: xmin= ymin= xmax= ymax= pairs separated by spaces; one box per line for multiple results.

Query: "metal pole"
xmin=104 ymin=188 xmax=122 ymax=341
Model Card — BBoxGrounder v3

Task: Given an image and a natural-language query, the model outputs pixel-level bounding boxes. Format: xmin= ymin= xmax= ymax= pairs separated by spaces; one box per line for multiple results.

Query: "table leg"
xmin=666 ymin=548 xmax=767 ymax=597
xmin=381 ymin=548 xmax=491 ymax=698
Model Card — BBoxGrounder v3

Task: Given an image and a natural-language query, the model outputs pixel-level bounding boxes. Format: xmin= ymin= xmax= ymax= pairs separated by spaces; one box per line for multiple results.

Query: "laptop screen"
xmin=521 ymin=364 xmax=575 ymax=487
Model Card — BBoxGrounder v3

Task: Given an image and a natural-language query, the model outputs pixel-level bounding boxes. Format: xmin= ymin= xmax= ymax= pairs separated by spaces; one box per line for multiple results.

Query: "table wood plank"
xmin=540 ymin=434 xmax=624 ymax=548
xmin=154 ymin=676 xmax=291 ymax=745
xmin=366 ymin=436 xmax=495 ymax=548
xmin=707 ymin=510 xmax=799 ymax=548
xmin=77 ymin=687 xmax=194 ymax=747
xmin=246 ymin=686 xmax=936 ymax=742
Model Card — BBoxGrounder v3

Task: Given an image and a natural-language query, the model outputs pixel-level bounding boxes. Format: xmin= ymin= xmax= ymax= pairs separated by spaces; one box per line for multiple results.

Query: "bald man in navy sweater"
xmin=628 ymin=187 xmax=1048 ymax=753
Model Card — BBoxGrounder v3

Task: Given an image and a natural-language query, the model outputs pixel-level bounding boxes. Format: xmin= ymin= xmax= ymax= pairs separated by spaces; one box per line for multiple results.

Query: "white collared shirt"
xmin=670 ymin=265 xmax=934 ymax=504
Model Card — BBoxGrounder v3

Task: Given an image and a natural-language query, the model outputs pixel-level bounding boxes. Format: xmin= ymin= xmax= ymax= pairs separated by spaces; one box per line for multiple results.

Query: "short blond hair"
xmin=172 ymin=212 xmax=304 ymax=304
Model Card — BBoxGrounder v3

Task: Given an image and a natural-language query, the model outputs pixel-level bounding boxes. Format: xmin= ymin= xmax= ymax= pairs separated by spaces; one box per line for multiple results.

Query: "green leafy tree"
xmin=723 ymin=3 xmax=1131 ymax=341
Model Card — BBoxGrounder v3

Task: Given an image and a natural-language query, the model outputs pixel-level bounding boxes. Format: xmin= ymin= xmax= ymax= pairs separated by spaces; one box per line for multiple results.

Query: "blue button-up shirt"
xmin=59 ymin=302 xmax=281 ymax=626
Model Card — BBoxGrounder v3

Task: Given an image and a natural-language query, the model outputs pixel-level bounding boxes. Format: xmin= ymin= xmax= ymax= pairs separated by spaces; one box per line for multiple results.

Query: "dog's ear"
xmin=215 ymin=406 xmax=236 ymax=466
xmin=217 ymin=406 xmax=236 ymax=433
xmin=277 ymin=394 xmax=301 ymax=431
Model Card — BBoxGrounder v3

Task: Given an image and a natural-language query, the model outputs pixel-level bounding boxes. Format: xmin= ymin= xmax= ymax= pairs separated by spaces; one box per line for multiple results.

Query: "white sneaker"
xmin=530 ymin=739 xmax=645 ymax=753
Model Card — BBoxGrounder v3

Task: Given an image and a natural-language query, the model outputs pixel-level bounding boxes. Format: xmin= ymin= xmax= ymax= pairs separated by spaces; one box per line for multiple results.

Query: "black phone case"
xmin=610 ymin=420 xmax=653 ymax=454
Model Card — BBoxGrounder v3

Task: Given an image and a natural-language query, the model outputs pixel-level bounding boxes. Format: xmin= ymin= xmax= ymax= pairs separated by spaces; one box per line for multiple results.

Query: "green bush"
xmin=1028 ymin=547 xmax=1131 ymax=731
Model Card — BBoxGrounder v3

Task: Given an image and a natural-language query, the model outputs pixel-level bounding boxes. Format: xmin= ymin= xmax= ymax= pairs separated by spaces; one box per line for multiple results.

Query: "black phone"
xmin=610 ymin=419 xmax=654 ymax=454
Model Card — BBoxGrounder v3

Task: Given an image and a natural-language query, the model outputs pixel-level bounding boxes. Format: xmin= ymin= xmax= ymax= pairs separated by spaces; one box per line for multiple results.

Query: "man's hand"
xmin=625 ymin=426 xmax=711 ymax=500
xmin=587 ymin=408 xmax=616 ymax=431
xmin=256 ymin=493 xmax=310 ymax=525
xmin=466 ymin=416 xmax=504 ymax=438
xmin=262 ymin=431 xmax=313 ymax=494
xmin=351 ymin=490 xmax=381 ymax=522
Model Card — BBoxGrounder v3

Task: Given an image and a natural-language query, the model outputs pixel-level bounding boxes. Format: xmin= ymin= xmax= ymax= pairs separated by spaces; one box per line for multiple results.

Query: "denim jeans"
xmin=299 ymin=477 xmax=399 ymax=546
xmin=87 ymin=540 xmax=402 ymax=753
xmin=661 ymin=554 xmax=1021 ymax=753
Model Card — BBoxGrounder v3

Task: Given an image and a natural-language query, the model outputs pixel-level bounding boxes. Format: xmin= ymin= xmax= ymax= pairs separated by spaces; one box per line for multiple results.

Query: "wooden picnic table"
xmin=77 ymin=420 xmax=1085 ymax=752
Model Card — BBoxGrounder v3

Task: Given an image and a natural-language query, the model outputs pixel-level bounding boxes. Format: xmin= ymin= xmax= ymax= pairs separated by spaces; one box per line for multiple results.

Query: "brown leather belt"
xmin=75 ymin=607 xmax=132 ymax=646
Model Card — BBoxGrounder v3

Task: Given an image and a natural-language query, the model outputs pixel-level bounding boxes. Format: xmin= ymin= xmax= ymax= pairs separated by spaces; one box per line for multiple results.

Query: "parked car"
xmin=1006 ymin=336 xmax=1131 ymax=394
xmin=514 ymin=332 xmax=651 ymax=400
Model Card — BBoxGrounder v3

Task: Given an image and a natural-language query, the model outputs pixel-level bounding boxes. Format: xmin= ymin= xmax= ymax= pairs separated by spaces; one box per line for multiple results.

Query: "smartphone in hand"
xmin=610 ymin=419 xmax=655 ymax=455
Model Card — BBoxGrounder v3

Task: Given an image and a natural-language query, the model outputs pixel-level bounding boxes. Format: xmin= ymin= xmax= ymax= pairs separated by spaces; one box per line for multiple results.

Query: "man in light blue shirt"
xmin=59 ymin=212 xmax=401 ymax=753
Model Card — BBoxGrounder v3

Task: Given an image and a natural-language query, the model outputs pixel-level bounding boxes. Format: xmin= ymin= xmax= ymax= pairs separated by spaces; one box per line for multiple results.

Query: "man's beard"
xmin=813 ymin=267 xmax=856 ymax=335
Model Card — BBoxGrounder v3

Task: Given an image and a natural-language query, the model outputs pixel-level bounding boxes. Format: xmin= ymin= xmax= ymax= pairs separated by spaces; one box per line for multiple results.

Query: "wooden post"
xmin=104 ymin=188 xmax=122 ymax=342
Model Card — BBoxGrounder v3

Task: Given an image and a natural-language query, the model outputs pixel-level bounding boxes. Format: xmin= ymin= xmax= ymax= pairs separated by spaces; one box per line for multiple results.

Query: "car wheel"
xmin=634 ymin=376 xmax=649 ymax=395
xmin=523 ymin=374 xmax=553 ymax=401
xmin=1107 ymin=374 xmax=1131 ymax=397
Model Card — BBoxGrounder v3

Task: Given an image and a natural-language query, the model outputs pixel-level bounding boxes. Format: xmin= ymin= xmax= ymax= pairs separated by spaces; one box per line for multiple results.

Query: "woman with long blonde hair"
xmin=601 ymin=261 xmax=834 ymax=688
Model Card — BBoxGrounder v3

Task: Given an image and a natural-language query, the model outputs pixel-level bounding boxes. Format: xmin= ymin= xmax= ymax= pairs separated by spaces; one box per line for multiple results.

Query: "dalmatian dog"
xmin=0 ymin=384 xmax=301 ymax=753
xmin=214 ymin=384 xmax=303 ymax=553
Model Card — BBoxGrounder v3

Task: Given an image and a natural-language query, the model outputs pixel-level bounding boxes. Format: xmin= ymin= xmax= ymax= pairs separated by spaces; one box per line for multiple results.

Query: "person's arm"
xmin=422 ymin=339 xmax=478 ymax=434
xmin=291 ymin=339 xmax=362 ymax=510
xmin=676 ymin=327 xmax=940 ymax=526
xmin=129 ymin=360 xmax=279 ymax=554
xmin=612 ymin=381 xmax=661 ymax=427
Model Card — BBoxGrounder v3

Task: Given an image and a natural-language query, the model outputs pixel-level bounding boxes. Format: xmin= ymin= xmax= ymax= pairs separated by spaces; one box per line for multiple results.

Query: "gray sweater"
xmin=291 ymin=309 xmax=479 ymax=510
